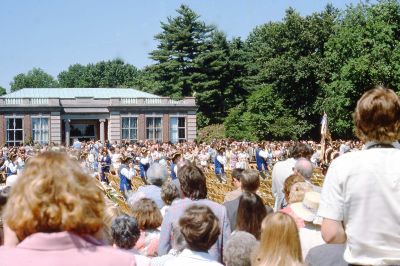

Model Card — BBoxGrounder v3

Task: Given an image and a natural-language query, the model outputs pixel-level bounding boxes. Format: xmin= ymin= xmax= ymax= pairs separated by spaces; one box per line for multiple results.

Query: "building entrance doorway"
xmin=69 ymin=120 xmax=98 ymax=142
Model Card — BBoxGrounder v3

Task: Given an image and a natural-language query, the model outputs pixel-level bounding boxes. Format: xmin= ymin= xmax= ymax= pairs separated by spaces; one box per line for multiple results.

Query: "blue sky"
xmin=0 ymin=0 xmax=367 ymax=90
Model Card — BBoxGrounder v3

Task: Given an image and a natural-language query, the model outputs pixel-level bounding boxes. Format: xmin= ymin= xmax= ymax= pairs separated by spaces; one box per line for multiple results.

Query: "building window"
xmin=32 ymin=117 xmax=49 ymax=144
xmin=146 ymin=117 xmax=162 ymax=142
xmin=6 ymin=117 xmax=23 ymax=146
xmin=170 ymin=117 xmax=186 ymax=143
xmin=121 ymin=117 xmax=138 ymax=142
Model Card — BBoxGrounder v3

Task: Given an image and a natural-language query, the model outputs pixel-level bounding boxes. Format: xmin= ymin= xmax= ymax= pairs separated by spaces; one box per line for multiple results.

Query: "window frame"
xmin=121 ymin=116 xmax=138 ymax=143
xmin=5 ymin=115 xmax=24 ymax=146
xmin=170 ymin=116 xmax=187 ymax=143
xmin=31 ymin=116 xmax=50 ymax=145
xmin=146 ymin=116 xmax=163 ymax=142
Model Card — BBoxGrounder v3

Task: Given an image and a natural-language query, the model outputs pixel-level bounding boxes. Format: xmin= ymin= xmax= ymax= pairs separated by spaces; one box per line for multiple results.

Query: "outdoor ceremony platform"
xmin=0 ymin=88 xmax=197 ymax=146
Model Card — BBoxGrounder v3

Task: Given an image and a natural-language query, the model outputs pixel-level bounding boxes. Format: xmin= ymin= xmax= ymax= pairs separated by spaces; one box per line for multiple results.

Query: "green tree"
xmin=148 ymin=4 xmax=215 ymax=98
xmin=320 ymin=0 xmax=400 ymax=137
xmin=58 ymin=59 xmax=139 ymax=88
xmin=10 ymin=68 xmax=59 ymax=91
xmin=225 ymin=85 xmax=310 ymax=140
xmin=0 ymin=86 xmax=6 ymax=96
xmin=243 ymin=5 xmax=338 ymax=138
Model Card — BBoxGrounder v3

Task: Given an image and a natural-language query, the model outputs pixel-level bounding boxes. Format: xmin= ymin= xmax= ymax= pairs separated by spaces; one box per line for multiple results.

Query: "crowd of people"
xmin=0 ymin=86 xmax=399 ymax=266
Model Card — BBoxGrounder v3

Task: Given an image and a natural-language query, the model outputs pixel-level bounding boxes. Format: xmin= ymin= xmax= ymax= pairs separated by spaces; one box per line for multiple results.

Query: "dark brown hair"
xmin=354 ymin=86 xmax=400 ymax=142
xmin=179 ymin=204 xmax=220 ymax=252
xmin=236 ymin=192 xmax=268 ymax=240
xmin=240 ymin=169 xmax=260 ymax=192
xmin=130 ymin=198 xmax=162 ymax=230
xmin=178 ymin=164 xmax=207 ymax=200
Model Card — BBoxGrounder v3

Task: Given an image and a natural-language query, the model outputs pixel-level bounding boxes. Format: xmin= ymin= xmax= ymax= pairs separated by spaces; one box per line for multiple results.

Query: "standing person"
xmin=169 ymin=153 xmax=181 ymax=180
xmin=214 ymin=148 xmax=226 ymax=183
xmin=99 ymin=148 xmax=111 ymax=184
xmin=252 ymin=212 xmax=303 ymax=266
xmin=223 ymin=168 xmax=244 ymax=203
xmin=255 ymin=143 xmax=268 ymax=178
xmin=139 ymin=150 xmax=150 ymax=184
xmin=272 ymin=142 xmax=313 ymax=211
xmin=318 ymin=86 xmax=400 ymax=265
xmin=119 ymin=156 xmax=136 ymax=197
xmin=158 ymin=164 xmax=230 ymax=262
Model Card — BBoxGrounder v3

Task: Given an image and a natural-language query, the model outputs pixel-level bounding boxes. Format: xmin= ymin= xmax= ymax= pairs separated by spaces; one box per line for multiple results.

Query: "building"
xmin=0 ymin=88 xmax=197 ymax=146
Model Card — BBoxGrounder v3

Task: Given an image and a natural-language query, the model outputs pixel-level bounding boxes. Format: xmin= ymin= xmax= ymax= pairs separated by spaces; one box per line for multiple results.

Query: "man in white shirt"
xmin=318 ymin=86 xmax=400 ymax=265
xmin=272 ymin=142 xmax=313 ymax=211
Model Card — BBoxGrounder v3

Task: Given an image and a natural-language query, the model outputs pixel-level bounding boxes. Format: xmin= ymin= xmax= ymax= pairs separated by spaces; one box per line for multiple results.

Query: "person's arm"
xmin=321 ymin=218 xmax=346 ymax=244
xmin=8 ymin=162 xmax=17 ymax=174
xmin=317 ymin=160 xmax=347 ymax=243
xmin=259 ymin=150 xmax=268 ymax=159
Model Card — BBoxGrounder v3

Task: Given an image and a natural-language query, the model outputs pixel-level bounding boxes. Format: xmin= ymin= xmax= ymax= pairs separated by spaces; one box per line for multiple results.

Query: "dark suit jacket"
xmin=224 ymin=197 xmax=240 ymax=230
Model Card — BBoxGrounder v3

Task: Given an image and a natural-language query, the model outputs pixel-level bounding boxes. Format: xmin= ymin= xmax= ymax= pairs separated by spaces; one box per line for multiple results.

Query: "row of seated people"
xmin=0 ymin=151 xmax=346 ymax=266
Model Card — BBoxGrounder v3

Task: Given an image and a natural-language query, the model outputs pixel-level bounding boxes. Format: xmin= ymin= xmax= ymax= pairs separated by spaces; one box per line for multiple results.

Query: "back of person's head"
xmin=3 ymin=151 xmax=104 ymax=241
xmin=103 ymin=198 xmax=123 ymax=244
xmin=291 ymin=143 xmax=313 ymax=160
xmin=240 ymin=169 xmax=260 ymax=192
xmin=111 ymin=215 xmax=140 ymax=249
xmin=252 ymin=212 xmax=302 ymax=266
xmin=130 ymin=198 xmax=162 ymax=230
xmin=288 ymin=182 xmax=313 ymax=204
xmin=283 ymin=174 xmax=305 ymax=203
xmin=236 ymin=192 xmax=268 ymax=240
xmin=161 ymin=181 xmax=179 ymax=206
xmin=224 ymin=231 xmax=258 ymax=266
xmin=354 ymin=86 xmax=400 ymax=142
xmin=231 ymin=168 xmax=244 ymax=182
xmin=179 ymin=204 xmax=220 ymax=252
xmin=294 ymin=158 xmax=313 ymax=180
xmin=178 ymin=164 xmax=207 ymax=200
xmin=146 ymin=162 xmax=168 ymax=187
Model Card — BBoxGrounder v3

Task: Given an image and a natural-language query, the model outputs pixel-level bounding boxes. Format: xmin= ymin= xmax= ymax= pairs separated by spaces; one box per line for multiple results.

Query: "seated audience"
xmin=130 ymin=198 xmax=163 ymax=257
xmin=235 ymin=191 xmax=269 ymax=240
xmin=111 ymin=215 xmax=151 ymax=265
xmin=164 ymin=205 xmax=222 ymax=266
xmin=223 ymin=231 xmax=258 ymax=266
xmin=158 ymin=164 xmax=230 ymax=262
xmin=0 ymin=152 xmax=137 ymax=266
xmin=252 ymin=212 xmax=303 ymax=266
xmin=160 ymin=181 xmax=179 ymax=217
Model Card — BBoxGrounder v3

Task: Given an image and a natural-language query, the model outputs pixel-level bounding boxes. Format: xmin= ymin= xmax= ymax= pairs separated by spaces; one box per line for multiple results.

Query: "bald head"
xmin=294 ymin=158 xmax=313 ymax=180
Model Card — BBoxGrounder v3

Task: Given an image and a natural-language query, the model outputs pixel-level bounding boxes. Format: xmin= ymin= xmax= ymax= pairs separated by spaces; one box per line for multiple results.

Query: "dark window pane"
xmin=7 ymin=119 xmax=14 ymax=129
xmin=130 ymin=129 xmax=137 ymax=140
xmin=15 ymin=130 xmax=23 ymax=141
xmin=122 ymin=129 xmax=129 ymax=140
xmin=146 ymin=118 xmax=153 ymax=128
xmin=155 ymin=118 xmax=162 ymax=128
xmin=7 ymin=131 xmax=14 ymax=141
xmin=178 ymin=117 xmax=185 ymax=127
xmin=122 ymin=118 xmax=129 ymax=128
xmin=130 ymin=118 xmax=137 ymax=128
xmin=178 ymin=128 xmax=185 ymax=139
xmin=15 ymin=118 xmax=23 ymax=129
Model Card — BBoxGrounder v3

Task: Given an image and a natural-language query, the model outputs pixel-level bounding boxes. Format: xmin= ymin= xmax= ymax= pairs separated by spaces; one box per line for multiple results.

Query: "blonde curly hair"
xmin=3 ymin=151 xmax=104 ymax=241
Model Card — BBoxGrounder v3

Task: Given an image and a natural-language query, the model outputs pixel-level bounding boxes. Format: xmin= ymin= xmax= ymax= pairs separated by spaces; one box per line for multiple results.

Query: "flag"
xmin=321 ymin=112 xmax=328 ymax=136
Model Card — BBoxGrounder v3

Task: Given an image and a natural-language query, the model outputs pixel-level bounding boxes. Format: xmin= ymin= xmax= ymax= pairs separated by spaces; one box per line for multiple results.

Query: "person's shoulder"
xmin=223 ymin=197 xmax=240 ymax=209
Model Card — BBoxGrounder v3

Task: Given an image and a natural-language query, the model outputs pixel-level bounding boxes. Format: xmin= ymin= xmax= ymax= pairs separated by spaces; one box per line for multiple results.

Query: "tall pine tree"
xmin=148 ymin=5 xmax=215 ymax=99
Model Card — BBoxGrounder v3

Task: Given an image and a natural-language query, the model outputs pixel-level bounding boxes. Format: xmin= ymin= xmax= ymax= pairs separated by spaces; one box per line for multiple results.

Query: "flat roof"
xmin=2 ymin=88 xmax=160 ymax=99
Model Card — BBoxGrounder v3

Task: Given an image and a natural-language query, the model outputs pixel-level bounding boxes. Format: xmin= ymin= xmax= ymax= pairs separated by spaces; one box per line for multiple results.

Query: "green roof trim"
xmin=2 ymin=88 xmax=160 ymax=99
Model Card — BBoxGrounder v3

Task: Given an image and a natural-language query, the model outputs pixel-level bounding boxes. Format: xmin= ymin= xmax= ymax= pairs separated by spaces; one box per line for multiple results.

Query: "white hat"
xmin=6 ymin=174 xmax=19 ymax=187
xmin=291 ymin=191 xmax=321 ymax=223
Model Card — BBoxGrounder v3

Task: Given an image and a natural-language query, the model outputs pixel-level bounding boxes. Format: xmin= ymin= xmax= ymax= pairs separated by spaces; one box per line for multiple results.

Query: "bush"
xmin=197 ymin=124 xmax=225 ymax=143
